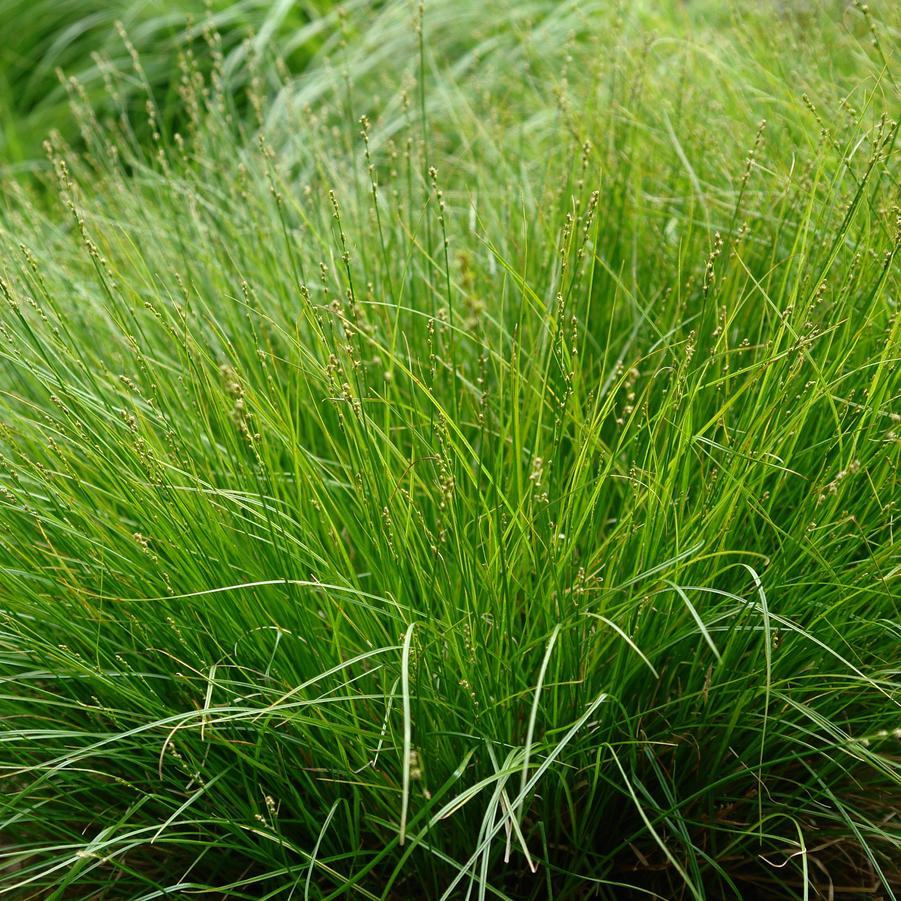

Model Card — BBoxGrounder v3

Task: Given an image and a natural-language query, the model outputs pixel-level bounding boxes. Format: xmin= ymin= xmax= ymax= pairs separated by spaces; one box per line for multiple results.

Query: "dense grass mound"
xmin=1 ymin=1 xmax=899 ymax=897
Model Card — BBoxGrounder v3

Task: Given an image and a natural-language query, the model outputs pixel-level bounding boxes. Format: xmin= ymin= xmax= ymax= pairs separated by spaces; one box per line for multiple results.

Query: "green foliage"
xmin=0 ymin=1 xmax=899 ymax=898
xmin=0 ymin=0 xmax=339 ymax=165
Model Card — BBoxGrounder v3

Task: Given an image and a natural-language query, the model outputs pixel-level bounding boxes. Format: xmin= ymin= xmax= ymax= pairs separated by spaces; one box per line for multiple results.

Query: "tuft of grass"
xmin=1 ymin=1 xmax=899 ymax=898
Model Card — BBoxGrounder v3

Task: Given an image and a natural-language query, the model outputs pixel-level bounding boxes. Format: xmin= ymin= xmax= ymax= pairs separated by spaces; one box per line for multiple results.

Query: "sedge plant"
xmin=0 ymin=0 xmax=899 ymax=898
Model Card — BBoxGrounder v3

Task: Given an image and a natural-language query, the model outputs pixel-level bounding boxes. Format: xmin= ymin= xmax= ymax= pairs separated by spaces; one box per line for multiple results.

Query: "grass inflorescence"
xmin=0 ymin=1 xmax=899 ymax=898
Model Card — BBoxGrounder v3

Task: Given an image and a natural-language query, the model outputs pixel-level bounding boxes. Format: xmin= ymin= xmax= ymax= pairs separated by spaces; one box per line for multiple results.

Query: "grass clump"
xmin=0 ymin=1 xmax=899 ymax=898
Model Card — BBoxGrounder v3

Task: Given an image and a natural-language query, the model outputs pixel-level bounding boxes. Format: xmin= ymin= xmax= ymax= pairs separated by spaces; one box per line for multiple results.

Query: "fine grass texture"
xmin=1 ymin=1 xmax=900 ymax=898
xmin=0 ymin=0 xmax=337 ymax=166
